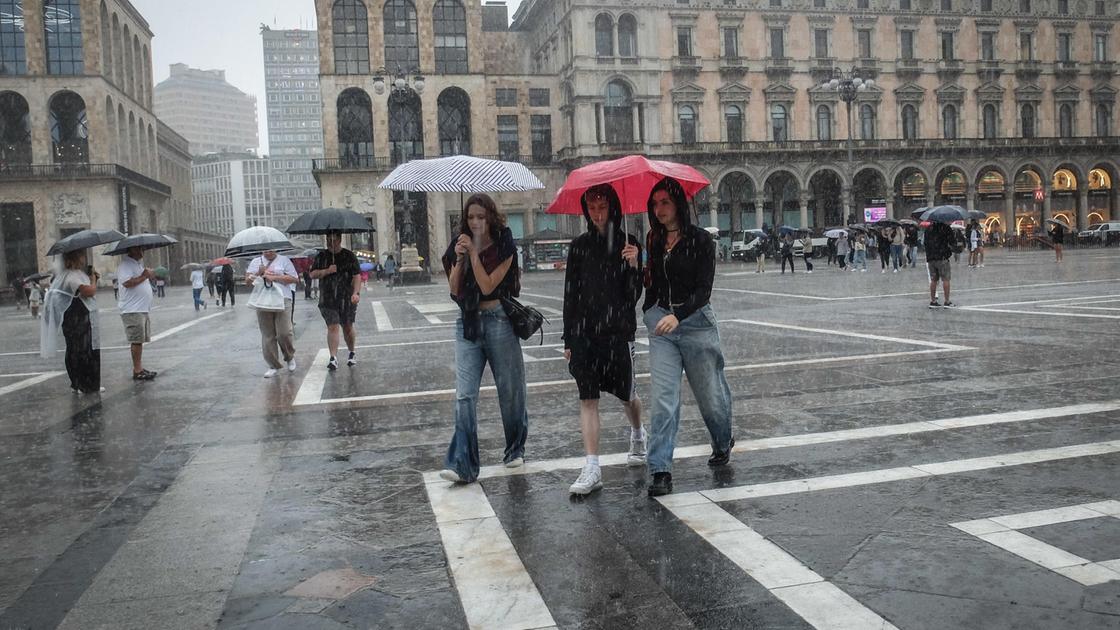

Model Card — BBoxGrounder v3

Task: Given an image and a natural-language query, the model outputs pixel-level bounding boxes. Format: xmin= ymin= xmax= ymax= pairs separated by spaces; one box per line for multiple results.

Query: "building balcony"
xmin=809 ymin=57 xmax=836 ymax=83
xmin=977 ymin=59 xmax=1003 ymax=82
xmin=1091 ymin=60 xmax=1115 ymax=80
xmin=314 ymin=153 xmax=557 ymax=179
xmin=1054 ymin=60 xmax=1079 ymax=79
xmin=672 ymin=56 xmax=701 ymax=75
xmin=1016 ymin=59 xmax=1042 ymax=80
xmin=856 ymin=58 xmax=880 ymax=79
xmin=937 ymin=59 xmax=964 ymax=80
xmin=765 ymin=57 xmax=793 ymax=80
xmin=895 ymin=58 xmax=922 ymax=79
xmin=0 ymin=162 xmax=171 ymax=196
xmin=719 ymin=56 xmax=747 ymax=78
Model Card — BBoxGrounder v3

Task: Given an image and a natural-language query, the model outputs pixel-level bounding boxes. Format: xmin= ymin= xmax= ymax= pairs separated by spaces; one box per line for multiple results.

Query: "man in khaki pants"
xmin=246 ymin=250 xmax=298 ymax=378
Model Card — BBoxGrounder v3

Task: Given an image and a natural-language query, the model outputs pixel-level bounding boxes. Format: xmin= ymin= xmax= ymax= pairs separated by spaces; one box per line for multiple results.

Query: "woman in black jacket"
xmin=642 ymin=177 xmax=734 ymax=497
xmin=562 ymin=184 xmax=646 ymax=495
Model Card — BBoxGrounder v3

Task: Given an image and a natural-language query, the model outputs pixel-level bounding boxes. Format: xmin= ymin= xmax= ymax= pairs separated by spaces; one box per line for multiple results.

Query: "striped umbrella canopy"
xmin=377 ymin=155 xmax=545 ymax=195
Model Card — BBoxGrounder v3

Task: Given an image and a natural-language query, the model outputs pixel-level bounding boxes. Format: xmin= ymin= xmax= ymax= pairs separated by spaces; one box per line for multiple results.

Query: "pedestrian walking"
xmin=1050 ymin=222 xmax=1066 ymax=263
xmin=890 ymin=226 xmax=905 ymax=272
xmin=562 ymin=184 xmax=646 ymax=495
xmin=383 ymin=254 xmax=398 ymax=287
xmin=835 ymin=233 xmax=849 ymax=270
xmin=826 ymin=237 xmax=837 ymax=266
xmin=206 ymin=269 xmax=215 ymax=298
xmin=643 ymin=177 xmax=734 ymax=497
xmin=302 ymin=269 xmax=313 ymax=300
xmin=190 ymin=267 xmax=207 ymax=311
xmin=754 ymin=234 xmax=767 ymax=273
xmin=246 ymin=250 xmax=299 ymax=378
xmin=155 ymin=276 xmax=166 ymax=298
xmin=28 ymin=282 xmax=43 ymax=318
xmin=926 ymin=222 xmax=955 ymax=308
xmin=966 ymin=219 xmax=981 ymax=268
xmin=853 ymin=232 xmax=868 ymax=272
xmin=41 ymin=250 xmax=102 ymax=394
xmin=877 ymin=229 xmax=892 ymax=273
xmin=11 ymin=276 xmax=23 ymax=310
xmin=905 ymin=226 xmax=919 ymax=267
xmin=310 ymin=232 xmax=362 ymax=371
xmin=116 ymin=246 xmax=157 ymax=380
xmin=779 ymin=234 xmax=796 ymax=273
xmin=801 ymin=233 xmax=814 ymax=273
xmin=438 ymin=194 xmax=528 ymax=484
xmin=220 ymin=263 xmax=235 ymax=306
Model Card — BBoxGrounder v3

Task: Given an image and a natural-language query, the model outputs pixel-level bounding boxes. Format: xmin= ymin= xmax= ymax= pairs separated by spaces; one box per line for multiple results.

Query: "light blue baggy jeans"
xmin=444 ymin=306 xmax=529 ymax=482
xmin=643 ymin=305 xmax=733 ymax=474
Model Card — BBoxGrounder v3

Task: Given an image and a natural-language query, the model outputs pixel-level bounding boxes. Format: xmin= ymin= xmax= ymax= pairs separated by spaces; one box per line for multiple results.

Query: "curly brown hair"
xmin=457 ymin=193 xmax=507 ymax=241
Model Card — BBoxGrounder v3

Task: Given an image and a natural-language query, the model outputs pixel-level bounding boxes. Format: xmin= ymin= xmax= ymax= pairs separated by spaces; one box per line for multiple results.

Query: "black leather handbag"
xmin=501 ymin=296 xmax=547 ymax=344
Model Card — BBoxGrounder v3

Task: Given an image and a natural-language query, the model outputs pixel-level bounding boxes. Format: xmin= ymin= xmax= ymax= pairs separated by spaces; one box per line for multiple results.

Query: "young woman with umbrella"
xmin=643 ymin=177 xmax=734 ymax=497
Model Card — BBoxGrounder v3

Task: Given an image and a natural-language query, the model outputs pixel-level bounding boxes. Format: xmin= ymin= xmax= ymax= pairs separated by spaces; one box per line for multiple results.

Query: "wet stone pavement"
xmin=1 ymin=247 xmax=1120 ymax=629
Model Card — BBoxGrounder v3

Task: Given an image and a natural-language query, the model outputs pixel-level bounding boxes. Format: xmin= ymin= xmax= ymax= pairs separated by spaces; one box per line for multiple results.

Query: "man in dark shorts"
xmin=310 ymin=232 xmax=362 ymax=370
xmin=925 ymin=221 xmax=955 ymax=309
xmin=563 ymin=184 xmax=646 ymax=495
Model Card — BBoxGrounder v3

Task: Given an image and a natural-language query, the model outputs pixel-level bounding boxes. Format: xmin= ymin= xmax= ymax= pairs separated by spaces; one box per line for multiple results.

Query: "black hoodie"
xmin=562 ymin=191 xmax=644 ymax=344
xmin=642 ymin=194 xmax=715 ymax=321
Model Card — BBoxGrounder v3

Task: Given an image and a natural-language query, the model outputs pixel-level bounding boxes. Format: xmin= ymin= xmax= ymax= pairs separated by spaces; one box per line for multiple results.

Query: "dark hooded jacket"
xmin=562 ymin=189 xmax=643 ymax=344
xmin=642 ymin=193 xmax=716 ymax=321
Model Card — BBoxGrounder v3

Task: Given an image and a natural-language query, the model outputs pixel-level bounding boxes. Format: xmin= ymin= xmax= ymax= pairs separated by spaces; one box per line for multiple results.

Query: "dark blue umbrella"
xmin=919 ymin=205 xmax=970 ymax=224
xmin=103 ymin=233 xmax=178 ymax=256
xmin=777 ymin=225 xmax=807 ymax=236
xmin=47 ymin=229 xmax=126 ymax=255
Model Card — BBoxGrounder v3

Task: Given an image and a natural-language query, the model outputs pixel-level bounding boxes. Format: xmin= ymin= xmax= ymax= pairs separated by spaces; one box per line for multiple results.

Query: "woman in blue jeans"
xmin=438 ymin=193 xmax=529 ymax=484
xmin=643 ymin=177 xmax=734 ymax=497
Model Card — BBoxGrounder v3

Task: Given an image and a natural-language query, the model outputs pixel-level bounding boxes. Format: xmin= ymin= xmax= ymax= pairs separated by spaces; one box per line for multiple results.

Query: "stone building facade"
xmin=312 ymin=0 xmax=570 ymax=264
xmin=512 ymin=0 xmax=1119 ymax=237
xmin=0 ymin=0 xmax=175 ymax=283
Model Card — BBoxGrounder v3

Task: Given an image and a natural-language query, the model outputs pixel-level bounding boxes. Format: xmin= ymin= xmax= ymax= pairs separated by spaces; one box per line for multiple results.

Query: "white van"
xmin=1078 ymin=222 xmax=1120 ymax=245
xmin=730 ymin=230 xmax=765 ymax=261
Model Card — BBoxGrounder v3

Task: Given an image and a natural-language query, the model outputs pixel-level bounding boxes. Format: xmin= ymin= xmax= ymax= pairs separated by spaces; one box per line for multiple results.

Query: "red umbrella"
xmin=546 ymin=155 xmax=710 ymax=217
xmin=291 ymin=257 xmax=313 ymax=274
xmin=211 ymin=257 xmax=234 ymax=266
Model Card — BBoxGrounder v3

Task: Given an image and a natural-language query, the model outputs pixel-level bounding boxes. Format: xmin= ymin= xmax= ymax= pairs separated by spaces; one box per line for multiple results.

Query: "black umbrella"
xmin=967 ymin=210 xmax=988 ymax=221
xmin=22 ymin=272 xmax=53 ymax=282
xmin=919 ymin=206 xmax=970 ymax=224
xmin=910 ymin=207 xmax=930 ymax=221
xmin=103 ymin=233 xmax=178 ymax=256
xmin=286 ymin=208 xmax=376 ymax=235
xmin=874 ymin=218 xmax=902 ymax=227
xmin=47 ymin=229 xmax=126 ymax=256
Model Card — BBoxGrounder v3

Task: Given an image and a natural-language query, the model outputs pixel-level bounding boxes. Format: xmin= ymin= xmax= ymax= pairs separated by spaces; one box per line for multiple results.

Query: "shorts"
xmin=568 ymin=338 xmax=636 ymax=402
xmin=319 ymin=303 xmax=357 ymax=327
xmin=927 ymin=259 xmax=952 ymax=283
xmin=122 ymin=312 xmax=151 ymax=344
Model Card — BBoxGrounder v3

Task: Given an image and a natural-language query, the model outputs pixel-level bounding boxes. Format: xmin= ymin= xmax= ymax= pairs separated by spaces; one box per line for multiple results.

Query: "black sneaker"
xmin=942 ymin=301 xmax=956 ymax=308
xmin=648 ymin=472 xmax=673 ymax=497
xmin=347 ymin=352 xmax=357 ymax=367
xmin=328 ymin=356 xmax=338 ymax=371
xmin=928 ymin=300 xmax=940 ymax=309
xmin=708 ymin=438 xmax=735 ymax=467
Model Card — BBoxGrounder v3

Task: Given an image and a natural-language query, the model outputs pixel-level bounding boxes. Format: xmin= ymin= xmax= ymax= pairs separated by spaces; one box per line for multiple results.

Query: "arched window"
xmin=438 ymin=87 xmax=471 ymax=156
xmin=982 ymin=104 xmax=998 ymax=139
xmin=111 ymin=15 xmax=122 ymax=86
xmin=337 ymin=88 xmax=373 ymax=167
xmin=902 ymin=104 xmax=918 ymax=140
xmin=99 ymin=2 xmax=111 ymax=82
xmin=604 ymin=80 xmax=633 ymax=144
xmin=0 ymin=1 xmax=27 ymax=75
xmin=817 ymin=104 xmax=832 ymax=141
xmin=860 ymin=103 xmax=876 ymax=140
xmin=388 ymin=88 xmax=423 ymax=165
xmin=433 ymin=0 xmax=467 ymax=74
xmin=679 ymin=105 xmax=697 ymax=144
xmin=942 ymin=104 xmax=957 ymax=139
xmin=123 ymin=25 xmax=133 ymax=95
xmin=384 ymin=0 xmax=419 ymax=72
xmin=49 ymin=91 xmax=88 ymax=164
xmin=595 ymin=14 xmax=614 ymax=57
xmin=1021 ymin=103 xmax=1035 ymax=138
xmin=618 ymin=14 xmax=637 ymax=58
xmin=333 ymin=0 xmax=370 ymax=75
xmin=1097 ymin=104 xmax=1112 ymax=137
xmin=725 ymin=105 xmax=743 ymax=143
xmin=44 ymin=0 xmax=83 ymax=75
xmin=1059 ymin=103 xmax=1073 ymax=138
xmin=771 ymin=104 xmax=788 ymax=141
xmin=0 ymin=91 xmax=31 ymax=165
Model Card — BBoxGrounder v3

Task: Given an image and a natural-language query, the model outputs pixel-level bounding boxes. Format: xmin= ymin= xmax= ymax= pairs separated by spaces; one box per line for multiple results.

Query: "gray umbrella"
xmin=46 ymin=229 xmax=126 ymax=255
xmin=22 ymin=272 xmax=53 ymax=282
xmin=967 ymin=210 xmax=988 ymax=221
xmin=103 ymin=233 xmax=178 ymax=256
xmin=286 ymin=208 xmax=375 ymax=235
xmin=919 ymin=206 xmax=970 ymax=224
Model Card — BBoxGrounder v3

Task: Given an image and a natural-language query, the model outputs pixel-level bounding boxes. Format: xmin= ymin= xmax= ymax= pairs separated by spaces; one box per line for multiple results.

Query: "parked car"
xmin=1078 ymin=222 xmax=1120 ymax=245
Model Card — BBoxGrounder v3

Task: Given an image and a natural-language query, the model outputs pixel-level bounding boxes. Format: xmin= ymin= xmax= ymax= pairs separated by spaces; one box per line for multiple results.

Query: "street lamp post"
xmin=372 ymin=65 xmax=426 ymax=97
xmin=818 ymin=68 xmax=875 ymax=225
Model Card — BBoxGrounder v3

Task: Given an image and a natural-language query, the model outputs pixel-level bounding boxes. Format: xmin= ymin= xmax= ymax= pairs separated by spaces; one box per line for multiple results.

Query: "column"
xmin=841 ymin=187 xmax=852 ymax=225
xmin=1004 ymin=187 xmax=1015 ymax=240
xmin=632 ymin=104 xmax=642 ymax=144
xmin=967 ymin=185 xmax=977 ymax=213
xmin=525 ymin=204 xmax=537 ymax=237
xmin=1077 ymin=185 xmax=1090 ymax=231
xmin=755 ymin=195 xmax=766 ymax=229
xmin=1041 ymin=183 xmax=1052 ymax=224
xmin=799 ymin=196 xmax=809 ymax=229
xmin=708 ymin=194 xmax=719 ymax=229
xmin=886 ymin=194 xmax=896 ymax=221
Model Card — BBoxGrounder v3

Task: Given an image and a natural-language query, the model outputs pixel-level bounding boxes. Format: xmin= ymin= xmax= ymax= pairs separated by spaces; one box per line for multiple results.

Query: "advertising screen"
xmin=864 ymin=207 xmax=887 ymax=222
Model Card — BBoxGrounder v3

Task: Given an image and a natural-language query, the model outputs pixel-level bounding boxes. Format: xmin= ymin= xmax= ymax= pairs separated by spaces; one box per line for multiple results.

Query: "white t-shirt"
xmin=117 ymin=256 xmax=153 ymax=314
xmin=190 ymin=269 xmax=205 ymax=289
xmin=247 ymin=254 xmax=298 ymax=298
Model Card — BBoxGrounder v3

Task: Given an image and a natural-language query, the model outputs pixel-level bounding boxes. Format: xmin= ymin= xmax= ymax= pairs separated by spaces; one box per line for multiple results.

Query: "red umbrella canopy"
xmin=546 ymin=155 xmax=710 ymax=216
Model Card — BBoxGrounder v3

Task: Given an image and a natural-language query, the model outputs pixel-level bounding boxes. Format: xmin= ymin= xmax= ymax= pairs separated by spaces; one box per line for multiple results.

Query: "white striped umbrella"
xmin=377 ymin=155 xmax=545 ymax=202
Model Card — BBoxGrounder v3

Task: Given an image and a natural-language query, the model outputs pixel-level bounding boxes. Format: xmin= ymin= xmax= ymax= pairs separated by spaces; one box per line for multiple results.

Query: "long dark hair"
xmin=646 ymin=177 xmax=692 ymax=249
xmin=458 ymin=193 xmax=506 ymax=242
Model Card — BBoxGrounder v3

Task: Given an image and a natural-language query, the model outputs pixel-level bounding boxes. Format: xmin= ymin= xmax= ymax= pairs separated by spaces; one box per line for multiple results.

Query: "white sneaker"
xmin=263 ymin=368 xmax=278 ymax=378
xmin=287 ymin=359 xmax=297 ymax=372
xmin=569 ymin=465 xmax=603 ymax=495
xmin=504 ymin=457 xmax=524 ymax=469
xmin=627 ymin=430 xmax=647 ymax=467
xmin=439 ymin=469 xmax=464 ymax=483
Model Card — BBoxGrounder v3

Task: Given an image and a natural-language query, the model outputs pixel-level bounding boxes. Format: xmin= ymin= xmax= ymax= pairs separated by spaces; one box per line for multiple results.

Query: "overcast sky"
xmin=132 ymin=0 xmax=525 ymax=155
